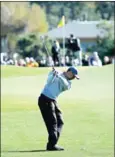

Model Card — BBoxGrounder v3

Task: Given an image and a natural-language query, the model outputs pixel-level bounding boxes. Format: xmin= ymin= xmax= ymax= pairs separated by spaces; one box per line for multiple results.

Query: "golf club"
xmin=40 ymin=36 xmax=55 ymax=70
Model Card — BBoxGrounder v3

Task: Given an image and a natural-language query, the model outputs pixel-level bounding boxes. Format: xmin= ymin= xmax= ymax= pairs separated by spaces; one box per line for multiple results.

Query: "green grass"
xmin=1 ymin=65 xmax=114 ymax=157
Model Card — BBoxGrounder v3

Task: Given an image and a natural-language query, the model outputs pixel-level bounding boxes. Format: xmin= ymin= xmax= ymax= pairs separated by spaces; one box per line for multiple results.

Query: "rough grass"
xmin=1 ymin=65 xmax=114 ymax=157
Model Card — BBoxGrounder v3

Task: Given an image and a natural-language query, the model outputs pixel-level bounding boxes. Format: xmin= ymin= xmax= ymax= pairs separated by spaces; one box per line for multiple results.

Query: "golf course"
xmin=1 ymin=65 xmax=114 ymax=157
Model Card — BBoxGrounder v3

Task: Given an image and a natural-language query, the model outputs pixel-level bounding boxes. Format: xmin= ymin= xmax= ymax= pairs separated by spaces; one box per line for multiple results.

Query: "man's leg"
xmin=38 ymin=96 xmax=58 ymax=147
xmin=56 ymin=54 xmax=60 ymax=66
xmin=77 ymin=50 xmax=82 ymax=66
xmin=54 ymin=102 xmax=64 ymax=142
xmin=46 ymin=102 xmax=58 ymax=147
xmin=46 ymin=102 xmax=64 ymax=150
xmin=53 ymin=55 xmax=57 ymax=66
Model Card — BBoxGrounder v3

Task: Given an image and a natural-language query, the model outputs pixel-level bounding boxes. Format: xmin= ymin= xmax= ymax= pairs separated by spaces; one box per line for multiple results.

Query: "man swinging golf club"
xmin=38 ymin=66 xmax=80 ymax=151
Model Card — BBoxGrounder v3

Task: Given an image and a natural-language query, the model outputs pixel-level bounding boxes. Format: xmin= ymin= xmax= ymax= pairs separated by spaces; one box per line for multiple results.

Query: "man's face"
xmin=66 ymin=71 xmax=75 ymax=80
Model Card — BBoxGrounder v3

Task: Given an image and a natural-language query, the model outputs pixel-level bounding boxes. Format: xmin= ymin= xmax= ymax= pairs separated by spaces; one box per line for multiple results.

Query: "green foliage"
xmin=95 ymin=2 xmax=115 ymax=20
xmin=17 ymin=34 xmax=39 ymax=58
xmin=16 ymin=33 xmax=52 ymax=59
xmin=86 ymin=20 xmax=114 ymax=59
xmin=97 ymin=20 xmax=114 ymax=39
xmin=27 ymin=4 xmax=48 ymax=33
xmin=7 ymin=33 xmax=18 ymax=50
xmin=96 ymin=37 xmax=114 ymax=58
xmin=2 ymin=1 xmax=114 ymax=33
xmin=1 ymin=1 xmax=114 ymax=59
xmin=96 ymin=21 xmax=114 ymax=58
xmin=1 ymin=2 xmax=48 ymax=34
xmin=30 ymin=1 xmax=114 ymax=29
xmin=1 ymin=2 xmax=29 ymax=31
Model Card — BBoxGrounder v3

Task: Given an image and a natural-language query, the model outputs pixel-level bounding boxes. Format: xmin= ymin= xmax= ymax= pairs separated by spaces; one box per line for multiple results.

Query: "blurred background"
xmin=1 ymin=1 xmax=115 ymax=67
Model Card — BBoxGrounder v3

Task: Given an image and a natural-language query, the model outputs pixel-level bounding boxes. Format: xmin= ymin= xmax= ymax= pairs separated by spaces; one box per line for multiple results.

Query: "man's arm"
xmin=46 ymin=67 xmax=59 ymax=84
xmin=58 ymin=75 xmax=71 ymax=90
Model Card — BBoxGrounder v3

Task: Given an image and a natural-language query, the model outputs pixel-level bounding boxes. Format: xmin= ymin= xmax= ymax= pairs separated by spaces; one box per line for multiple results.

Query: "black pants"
xmin=38 ymin=94 xmax=64 ymax=147
xmin=52 ymin=54 xmax=59 ymax=66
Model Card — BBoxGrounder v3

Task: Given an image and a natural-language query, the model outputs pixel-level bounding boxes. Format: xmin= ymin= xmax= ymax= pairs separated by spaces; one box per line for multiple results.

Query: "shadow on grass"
xmin=2 ymin=150 xmax=47 ymax=153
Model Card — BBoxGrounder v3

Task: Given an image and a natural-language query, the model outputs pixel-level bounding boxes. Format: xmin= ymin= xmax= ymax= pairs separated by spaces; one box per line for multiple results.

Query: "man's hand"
xmin=52 ymin=66 xmax=58 ymax=76
xmin=52 ymin=66 xmax=55 ymax=71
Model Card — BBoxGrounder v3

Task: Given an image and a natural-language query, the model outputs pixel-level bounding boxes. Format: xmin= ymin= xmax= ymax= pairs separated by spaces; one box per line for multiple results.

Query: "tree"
xmin=1 ymin=2 xmax=48 ymax=56
xmin=96 ymin=20 xmax=114 ymax=57
xmin=16 ymin=34 xmax=52 ymax=59
xmin=95 ymin=2 xmax=115 ymax=20
xmin=86 ymin=20 xmax=114 ymax=59
xmin=1 ymin=2 xmax=48 ymax=34
xmin=1 ymin=2 xmax=29 ymax=31
xmin=27 ymin=4 xmax=48 ymax=33
xmin=30 ymin=1 xmax=114 ymax=29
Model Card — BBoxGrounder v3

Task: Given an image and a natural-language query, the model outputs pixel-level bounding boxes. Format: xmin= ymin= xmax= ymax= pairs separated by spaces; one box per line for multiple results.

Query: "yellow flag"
xmin=57 ymin=16 xmax=65 ymax=28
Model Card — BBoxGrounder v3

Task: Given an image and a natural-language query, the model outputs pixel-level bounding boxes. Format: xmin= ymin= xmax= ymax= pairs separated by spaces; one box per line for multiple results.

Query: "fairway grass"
xmin=1 ymin=65 xmax=114 ymax=157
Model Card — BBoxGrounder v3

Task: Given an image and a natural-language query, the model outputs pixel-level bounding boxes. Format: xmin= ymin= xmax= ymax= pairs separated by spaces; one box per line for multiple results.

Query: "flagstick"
xmin=58 ymin=15 xmax=65 ymax=66
xmin=62 ymin=24 xmax=65 ymax=66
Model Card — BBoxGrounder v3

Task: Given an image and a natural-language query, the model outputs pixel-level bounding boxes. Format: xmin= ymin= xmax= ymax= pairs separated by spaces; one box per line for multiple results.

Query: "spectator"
xmin=89 ymin=52 xmax=102 ymax=67
xmin=103 ymin=56 xmax=111 ymax=65
xmin=18 ymin=59 xmax=26 ymax=66
xmin=72 ymin=58 xmax=79 ymax=66
xmin=25 ymin=57 xmax=34 ymax=67
xmin=67 ymin=34 xmax=75 ymax=51
xmin=13 ymin=53 xmax=19 ymax=60
xmin=25 ymin=57 xmax=30 ymax=66
xmin=60 ymin=56 xmax=65 ymax=66
xmin=14 ymin=59 xmax=18 ymax=66
xmin=65 ymin=55 xmax=71 ymax=66
xmin=7 ymin=59 xmax=14 ymax=65
xmin=30 ymin=57 xmax=35 ymax=63
xmin=34 ymin=61 xmax=39 ymax=67
xmin=51 ymin=40 xmax=60 ymax=66
xmin=74 ymin=38 xmax=82 ymax=66
xmin=29 ymin=57 xmax=39 ymax=67
xmin=39 ymin=56 xmax=46 ymax=67
xmin=82 ymin=54 xmax=89 ymax=66
xmin=67 ymin=34 xmax=75 ymax=65
xmin=112 ymin=57 xmax=115 ymax=64
xmin=67 ymin=34 xmax=82 ymax=66
xmin=46 ymin=56 xmax=54 ymax=67
xmin=0 ymin=52 xmax=7 ymax=65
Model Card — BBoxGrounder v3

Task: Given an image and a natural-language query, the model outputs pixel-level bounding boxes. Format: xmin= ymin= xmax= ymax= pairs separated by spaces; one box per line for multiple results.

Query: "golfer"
xmin=38 ymin=66 xmax=80 ymax=151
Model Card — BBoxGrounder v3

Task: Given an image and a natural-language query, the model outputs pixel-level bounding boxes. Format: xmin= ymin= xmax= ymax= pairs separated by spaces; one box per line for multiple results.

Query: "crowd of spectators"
xmin=1 ymin=34 xmax=114 ymax=67
xmin=1 ymin=51 xmax=114 ymax=68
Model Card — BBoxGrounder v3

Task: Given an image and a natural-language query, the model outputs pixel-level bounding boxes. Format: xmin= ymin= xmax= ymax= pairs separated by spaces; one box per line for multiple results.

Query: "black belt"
xmin=40 ymin=94 xmax=56 ymax=102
